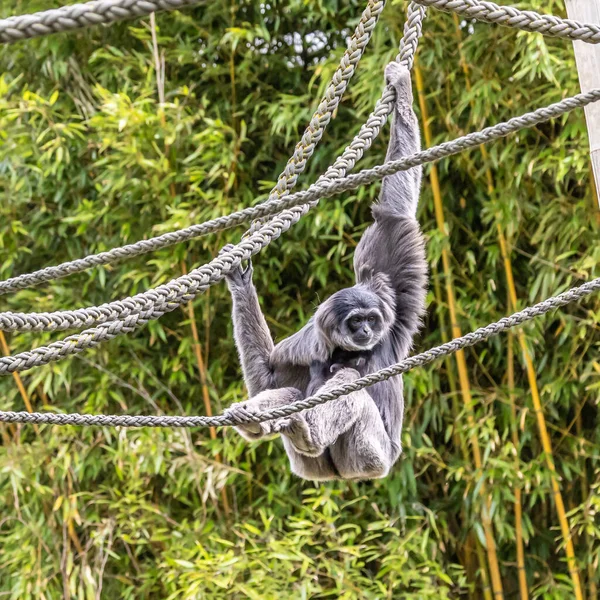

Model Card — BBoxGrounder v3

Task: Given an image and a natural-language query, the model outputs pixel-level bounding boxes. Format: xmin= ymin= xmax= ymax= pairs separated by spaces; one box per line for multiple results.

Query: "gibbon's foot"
xmin=273 ymin=415 xmax=315 ymax=455
xmin=225 ymin=387 xmax=303 ymax=441
xmin=219 ymin=243 xmax=254 ymax=287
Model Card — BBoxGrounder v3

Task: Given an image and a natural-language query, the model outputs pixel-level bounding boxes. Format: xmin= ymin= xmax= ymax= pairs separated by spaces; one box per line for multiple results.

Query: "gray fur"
xmin=223 ymin=62 xmax=428 ymax=481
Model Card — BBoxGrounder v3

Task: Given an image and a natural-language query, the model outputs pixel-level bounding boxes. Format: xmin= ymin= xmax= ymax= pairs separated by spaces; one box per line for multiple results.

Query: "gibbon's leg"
xmin=222 ymin=244 xmax=276 ymax=397
xmin=274 ymin=369 xmax=397 ymax=479
xmin=224 ymin=387 xmax=303 ymax=441
xmin=225 ymin=387 xmax=341 ymax=480
xmin=380 ymin=61 xmax=422 ymax=218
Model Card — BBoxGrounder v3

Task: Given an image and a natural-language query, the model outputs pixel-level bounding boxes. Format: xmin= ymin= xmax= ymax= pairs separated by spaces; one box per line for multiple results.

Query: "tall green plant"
xmin=0 ymin=1 xmax=598 ymax=597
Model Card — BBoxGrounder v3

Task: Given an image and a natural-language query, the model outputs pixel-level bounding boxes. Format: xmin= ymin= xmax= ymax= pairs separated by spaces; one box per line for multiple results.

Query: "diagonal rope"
xmin=0 ymin=0 xmax=209 ymax=44
xmin=1 ymin=86 xmax=599 ymax=336
xmin=0 ymin=4 xmax=427 ymax=376
xmin=412 ymin=0 xmax=600 ymax=43
xmin=0 ymin=276 xmax=597 ymax=428
xmin=0 ymin=2 xmax=423 ymax=298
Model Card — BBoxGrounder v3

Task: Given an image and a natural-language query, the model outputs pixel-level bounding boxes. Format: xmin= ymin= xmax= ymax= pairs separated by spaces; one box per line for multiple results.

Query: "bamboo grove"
xmin=0 ymin=0 xmax=599 ymax=597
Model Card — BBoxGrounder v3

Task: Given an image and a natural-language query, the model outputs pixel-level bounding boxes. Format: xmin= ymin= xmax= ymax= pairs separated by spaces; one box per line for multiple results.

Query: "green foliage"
xmin=0 ymin=0 xmax=599 ymax=597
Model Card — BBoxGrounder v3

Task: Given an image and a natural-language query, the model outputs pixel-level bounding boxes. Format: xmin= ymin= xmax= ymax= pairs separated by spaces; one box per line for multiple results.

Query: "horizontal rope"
xmin=0 ymin=3 xmax=427 ymax=377
xmin=0 ymin=2 xmax=419 ymax=299
xmin=1 ymin=276 xmax=598 ymax=428
xmin=0 ymin=0 xmax=208 ymax=44
xmin=412 ymin=0 xmax=600 ymax=43
xmin=1 ymin=87 xmax=599 ymax=335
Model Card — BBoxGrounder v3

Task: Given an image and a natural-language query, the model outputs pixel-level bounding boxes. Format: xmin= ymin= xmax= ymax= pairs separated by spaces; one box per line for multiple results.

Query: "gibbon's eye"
xmin=349 ymin=316 xmax=362 ymax=328
xmin=367 ymin=316 xmax=376 ymax=325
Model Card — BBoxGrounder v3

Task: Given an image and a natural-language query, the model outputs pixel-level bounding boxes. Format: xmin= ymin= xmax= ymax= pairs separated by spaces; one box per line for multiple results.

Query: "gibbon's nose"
xmin=362 ymin=326 xmax=370 ymax=336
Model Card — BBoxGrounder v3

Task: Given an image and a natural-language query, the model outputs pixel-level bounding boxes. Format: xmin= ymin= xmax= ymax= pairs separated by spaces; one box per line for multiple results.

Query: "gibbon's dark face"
xmin=315 ymin=286 xmax=395 ymax=352
xmin=343 ymin=308 xmax=384 ymax=349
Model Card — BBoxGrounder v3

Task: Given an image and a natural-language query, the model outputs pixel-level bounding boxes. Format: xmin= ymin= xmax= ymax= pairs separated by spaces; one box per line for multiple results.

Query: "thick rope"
xmin=0 ymin=5 xmax=427 ymax=377
xmin=0 ymin=0 xmax=209 ymax=44
xmin=412 ymin=0 xmax=600 ymax=43
xmin=0 ymin=276 xmax=597 ymax=427
xmin=0 ymin=1 xmax=423 ymax=297
xmin=1 ymin=87 xmax=599 ymax=336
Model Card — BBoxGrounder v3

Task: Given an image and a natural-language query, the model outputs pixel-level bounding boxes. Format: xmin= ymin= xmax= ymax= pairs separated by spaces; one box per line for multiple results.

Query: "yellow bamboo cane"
xmin=433 ymin=266 xmax=488 ymax=597
xmin=450 ymin=14 xmax=583 ymax=596
xmin=449 ymin=15 xmax=528 ymax=597
xmin=497 ymin=230 xmax=583 ymax=600
xmin=414 ymin=60 xmax=504 ymax=600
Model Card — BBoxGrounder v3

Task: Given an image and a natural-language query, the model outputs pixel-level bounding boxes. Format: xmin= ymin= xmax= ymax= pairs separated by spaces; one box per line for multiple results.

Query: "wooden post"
xmin=564 ymin=0 xmax=600 ymax=206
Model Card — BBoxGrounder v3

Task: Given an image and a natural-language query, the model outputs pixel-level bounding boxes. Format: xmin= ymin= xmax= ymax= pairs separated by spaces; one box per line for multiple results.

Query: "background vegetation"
xmin=0 ymin=0 xmax=599 ymax=597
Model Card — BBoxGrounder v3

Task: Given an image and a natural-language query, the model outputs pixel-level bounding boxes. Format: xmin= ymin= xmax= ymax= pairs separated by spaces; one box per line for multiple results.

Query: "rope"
xmin=412 ymin=0 xmax=600 ymax=43
xmin=0 ymin=276 xmax=597 ymax=428
xmin=0 ymin=5 xmax=427 ymax=379
xmin=1 ymin=0 xmax=598 ymax=432
xmin=0 ymin=3 xmax=424 ymax=298
xmin=0 ymin=0 xmax=209 ymax=44
xmin=1 ymin=87 xmax=599 ymax=336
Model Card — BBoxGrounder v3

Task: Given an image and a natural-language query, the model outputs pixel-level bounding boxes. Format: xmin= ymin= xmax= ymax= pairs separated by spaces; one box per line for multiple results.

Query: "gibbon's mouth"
xmin=344 ymin=337 xmax=375 ymax=351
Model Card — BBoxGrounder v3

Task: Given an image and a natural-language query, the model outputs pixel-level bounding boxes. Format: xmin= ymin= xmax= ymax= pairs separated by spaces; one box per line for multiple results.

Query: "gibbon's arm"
xmin=354 ymin=63 xmax=428 ymax=361
xmin=378 ymin=61 xmax=422 ymax=219
xmin=223 ymin=249 xmax=276 ymax=397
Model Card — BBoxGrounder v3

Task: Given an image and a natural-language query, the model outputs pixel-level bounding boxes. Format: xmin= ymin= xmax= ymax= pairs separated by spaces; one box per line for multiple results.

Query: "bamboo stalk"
xmin=433 ymin=265 xmax=482 ymax=597
xmin=0 ymin=330 xmax=36 ymax=438
xmin=507 ymin=331 xmax=528 ymax=600
xmin=449 ymin=16 xmax=529 ymax=597
xmin=414 ymin=60 xmax=504 ymax=599
xmin=181 ymin=262 xmax=231 ymax=517
xmin=577 ymin=413 xmax=597 ymax=600
xmin=149 ymin=18 xmax=231 ymax=517
xmin=497 ymin=228 xmax=583 ymax=600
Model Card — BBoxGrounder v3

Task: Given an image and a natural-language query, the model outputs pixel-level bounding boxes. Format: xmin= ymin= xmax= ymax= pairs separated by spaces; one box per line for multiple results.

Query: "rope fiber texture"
xmin=1 ymin=0 xmax=599 ymax=430
xmin=0 ymin=1 xmax=428 ymax=374
xmin=0 ymin=276 xmax=598 ymax=428
xmin=0 ymin=3 xmax=424 ymax=298
xmin=412 ymin=0 xmax=600 ymax=43
xmin=1 ymin=86 xmax=599 ymax=336
xmin=0 ymin=0 xmax=208 ymax=44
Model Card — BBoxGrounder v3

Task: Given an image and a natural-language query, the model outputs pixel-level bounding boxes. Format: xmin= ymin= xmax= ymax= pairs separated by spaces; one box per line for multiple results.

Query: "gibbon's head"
xmin=315 ymin=271 xmax=396 ymax=352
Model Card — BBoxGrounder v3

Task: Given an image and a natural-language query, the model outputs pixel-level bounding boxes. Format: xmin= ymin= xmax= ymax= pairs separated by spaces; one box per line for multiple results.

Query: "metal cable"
xmin=412 ymin=0 xmax=600 ymax=43
xmin=0 ymin=276 xmax=597 ymax=427
xmin=1 ymin=86 xmax=599 ymax=335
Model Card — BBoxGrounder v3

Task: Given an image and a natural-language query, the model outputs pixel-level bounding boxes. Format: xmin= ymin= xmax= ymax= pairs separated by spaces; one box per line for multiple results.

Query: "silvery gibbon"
xmin=222 ymin=62 xmax=428 ymax=481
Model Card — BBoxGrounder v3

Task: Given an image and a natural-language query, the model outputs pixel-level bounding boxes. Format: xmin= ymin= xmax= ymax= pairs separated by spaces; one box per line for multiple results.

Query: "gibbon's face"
xmin=315 ymin=286 xmax=395 ymax=352
xmin=341 ymin=307 xmax=386 ymax=350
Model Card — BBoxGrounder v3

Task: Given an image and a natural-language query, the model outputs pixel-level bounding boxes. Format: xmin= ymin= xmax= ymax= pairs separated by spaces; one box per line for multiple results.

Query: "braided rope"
xmin=0 ymin=1 xmax=424 ymax=329
xmin=0 ymin=276 xmax=597 ymax=428
xmin=1 ymin=89 xmax=598 ymax=375
xmin=0 ymin=0 xmax=385 ymax=297
xmin=2 ymin=86 xmax=599 ymax=336
xmin=0 ymin=0 xmax=209 ymax=44
xmin=412 ymin=0 xmax=600 ymax=43
xmin=0 ymin=5 xmax=427 ymax=378
xmin=0 ymin=1 xmax=422 ymax=298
